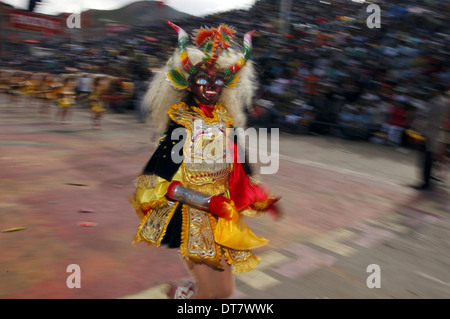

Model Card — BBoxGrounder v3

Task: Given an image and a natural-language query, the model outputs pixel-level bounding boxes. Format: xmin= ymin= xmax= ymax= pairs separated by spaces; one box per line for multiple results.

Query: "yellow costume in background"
xmin=89 ymin=88 xmax=107 ymax=114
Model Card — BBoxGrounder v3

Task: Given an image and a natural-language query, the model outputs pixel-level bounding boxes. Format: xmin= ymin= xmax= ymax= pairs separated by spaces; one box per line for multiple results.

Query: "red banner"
xmin=8 ymin=10 xmax=64 ymax=35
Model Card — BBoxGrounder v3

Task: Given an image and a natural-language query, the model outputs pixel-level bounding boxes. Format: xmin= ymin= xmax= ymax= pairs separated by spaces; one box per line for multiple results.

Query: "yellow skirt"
xmin=91 ymin=105 xmax=106 ymax=114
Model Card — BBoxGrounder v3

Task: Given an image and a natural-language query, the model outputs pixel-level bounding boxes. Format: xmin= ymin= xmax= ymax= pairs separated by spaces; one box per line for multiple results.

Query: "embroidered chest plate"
xmin=169 ymin=102 xmax=234 ymax=195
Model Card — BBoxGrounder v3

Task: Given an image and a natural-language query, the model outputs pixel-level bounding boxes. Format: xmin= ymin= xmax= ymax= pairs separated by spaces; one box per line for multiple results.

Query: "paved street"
xmin=0 ymin=99 xmax=448 ymax=299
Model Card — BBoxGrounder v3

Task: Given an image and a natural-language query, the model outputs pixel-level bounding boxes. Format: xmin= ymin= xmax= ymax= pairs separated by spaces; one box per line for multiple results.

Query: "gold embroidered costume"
xmin=131 ymin=22 xmax=280 ymax=282
xmin=132 ymin=102 xmax=268 ymax=273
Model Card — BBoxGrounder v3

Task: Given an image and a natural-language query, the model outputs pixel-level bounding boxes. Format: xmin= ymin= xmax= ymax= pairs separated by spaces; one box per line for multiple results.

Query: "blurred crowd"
xmin=0 ymin=0 xmax=449 ymax=147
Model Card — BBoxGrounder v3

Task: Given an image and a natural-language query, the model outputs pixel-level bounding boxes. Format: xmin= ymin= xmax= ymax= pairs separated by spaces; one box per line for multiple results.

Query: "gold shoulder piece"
xmin=169 ymin=101 xmax=235 ymax=128
xmin=168 ymin=102 xmax=194 ymax=132
xmin=214 ymin=102 xmax=234 ymax=127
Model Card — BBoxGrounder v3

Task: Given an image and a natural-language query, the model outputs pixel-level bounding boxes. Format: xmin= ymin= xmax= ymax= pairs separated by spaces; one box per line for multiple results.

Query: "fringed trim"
xmin=237 ymin=195 xmax=278 ymax=217
xmin=232 ymin=254 xmax=261 ymax=274
xmin=129 ymin=196 xmax=168 ymax=220
xmin=239 ymin=207 xmax=264 ymax=217
xmin=180 ymin=204 xmax=189 ymax=259
xmin=133 ymin=175 xmax=160 ymax=189
xmin=251 ymin=195 xmax=278 ymax=211
xmin=130 ymin=196 xmax=145 ymax=220
xmin=142 ymin=197 xmax=169 ymax=214
xmin=132 ymin=213 xmax=154 ymax=246
xmin=224 ymin=249 xmax=261 ymax=274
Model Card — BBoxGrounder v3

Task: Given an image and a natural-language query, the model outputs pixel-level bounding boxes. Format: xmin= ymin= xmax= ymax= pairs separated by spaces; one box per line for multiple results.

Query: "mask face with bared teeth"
xmin=188 ymin=62 xmax=226 ymax=106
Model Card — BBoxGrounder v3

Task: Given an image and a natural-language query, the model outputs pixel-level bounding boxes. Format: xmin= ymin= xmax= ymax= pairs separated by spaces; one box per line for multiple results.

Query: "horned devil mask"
xmin=166 ymin=21 xmax=255 ymax=93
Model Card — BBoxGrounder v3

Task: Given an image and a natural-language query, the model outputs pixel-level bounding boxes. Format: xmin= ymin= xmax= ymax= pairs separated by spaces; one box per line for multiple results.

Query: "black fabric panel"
xmin=142 ymin=121 xmax=186 ymax=181
xmin=160 ymin=204 xmax=182 ymax=248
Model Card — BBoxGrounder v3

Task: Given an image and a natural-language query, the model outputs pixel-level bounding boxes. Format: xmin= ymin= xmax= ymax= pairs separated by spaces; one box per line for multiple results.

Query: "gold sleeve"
xmin=131 ymin=169 xmax=183 ymax=220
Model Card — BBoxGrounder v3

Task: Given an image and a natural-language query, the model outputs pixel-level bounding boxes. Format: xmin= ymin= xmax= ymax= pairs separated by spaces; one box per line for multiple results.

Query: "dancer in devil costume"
xmin=131 ymin=21 xmax=280 ymax=299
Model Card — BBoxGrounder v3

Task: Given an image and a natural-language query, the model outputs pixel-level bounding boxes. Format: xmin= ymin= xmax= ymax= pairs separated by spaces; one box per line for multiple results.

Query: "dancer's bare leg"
xmin=188 ymin=255 xmax=234 ymax=299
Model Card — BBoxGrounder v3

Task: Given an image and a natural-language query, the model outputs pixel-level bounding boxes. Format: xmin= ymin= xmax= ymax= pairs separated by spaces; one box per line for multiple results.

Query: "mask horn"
xmin=168 ymin=21 xmax=197 ymax=75
xmin=223 ymin=30 xmax=255 ymax=76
